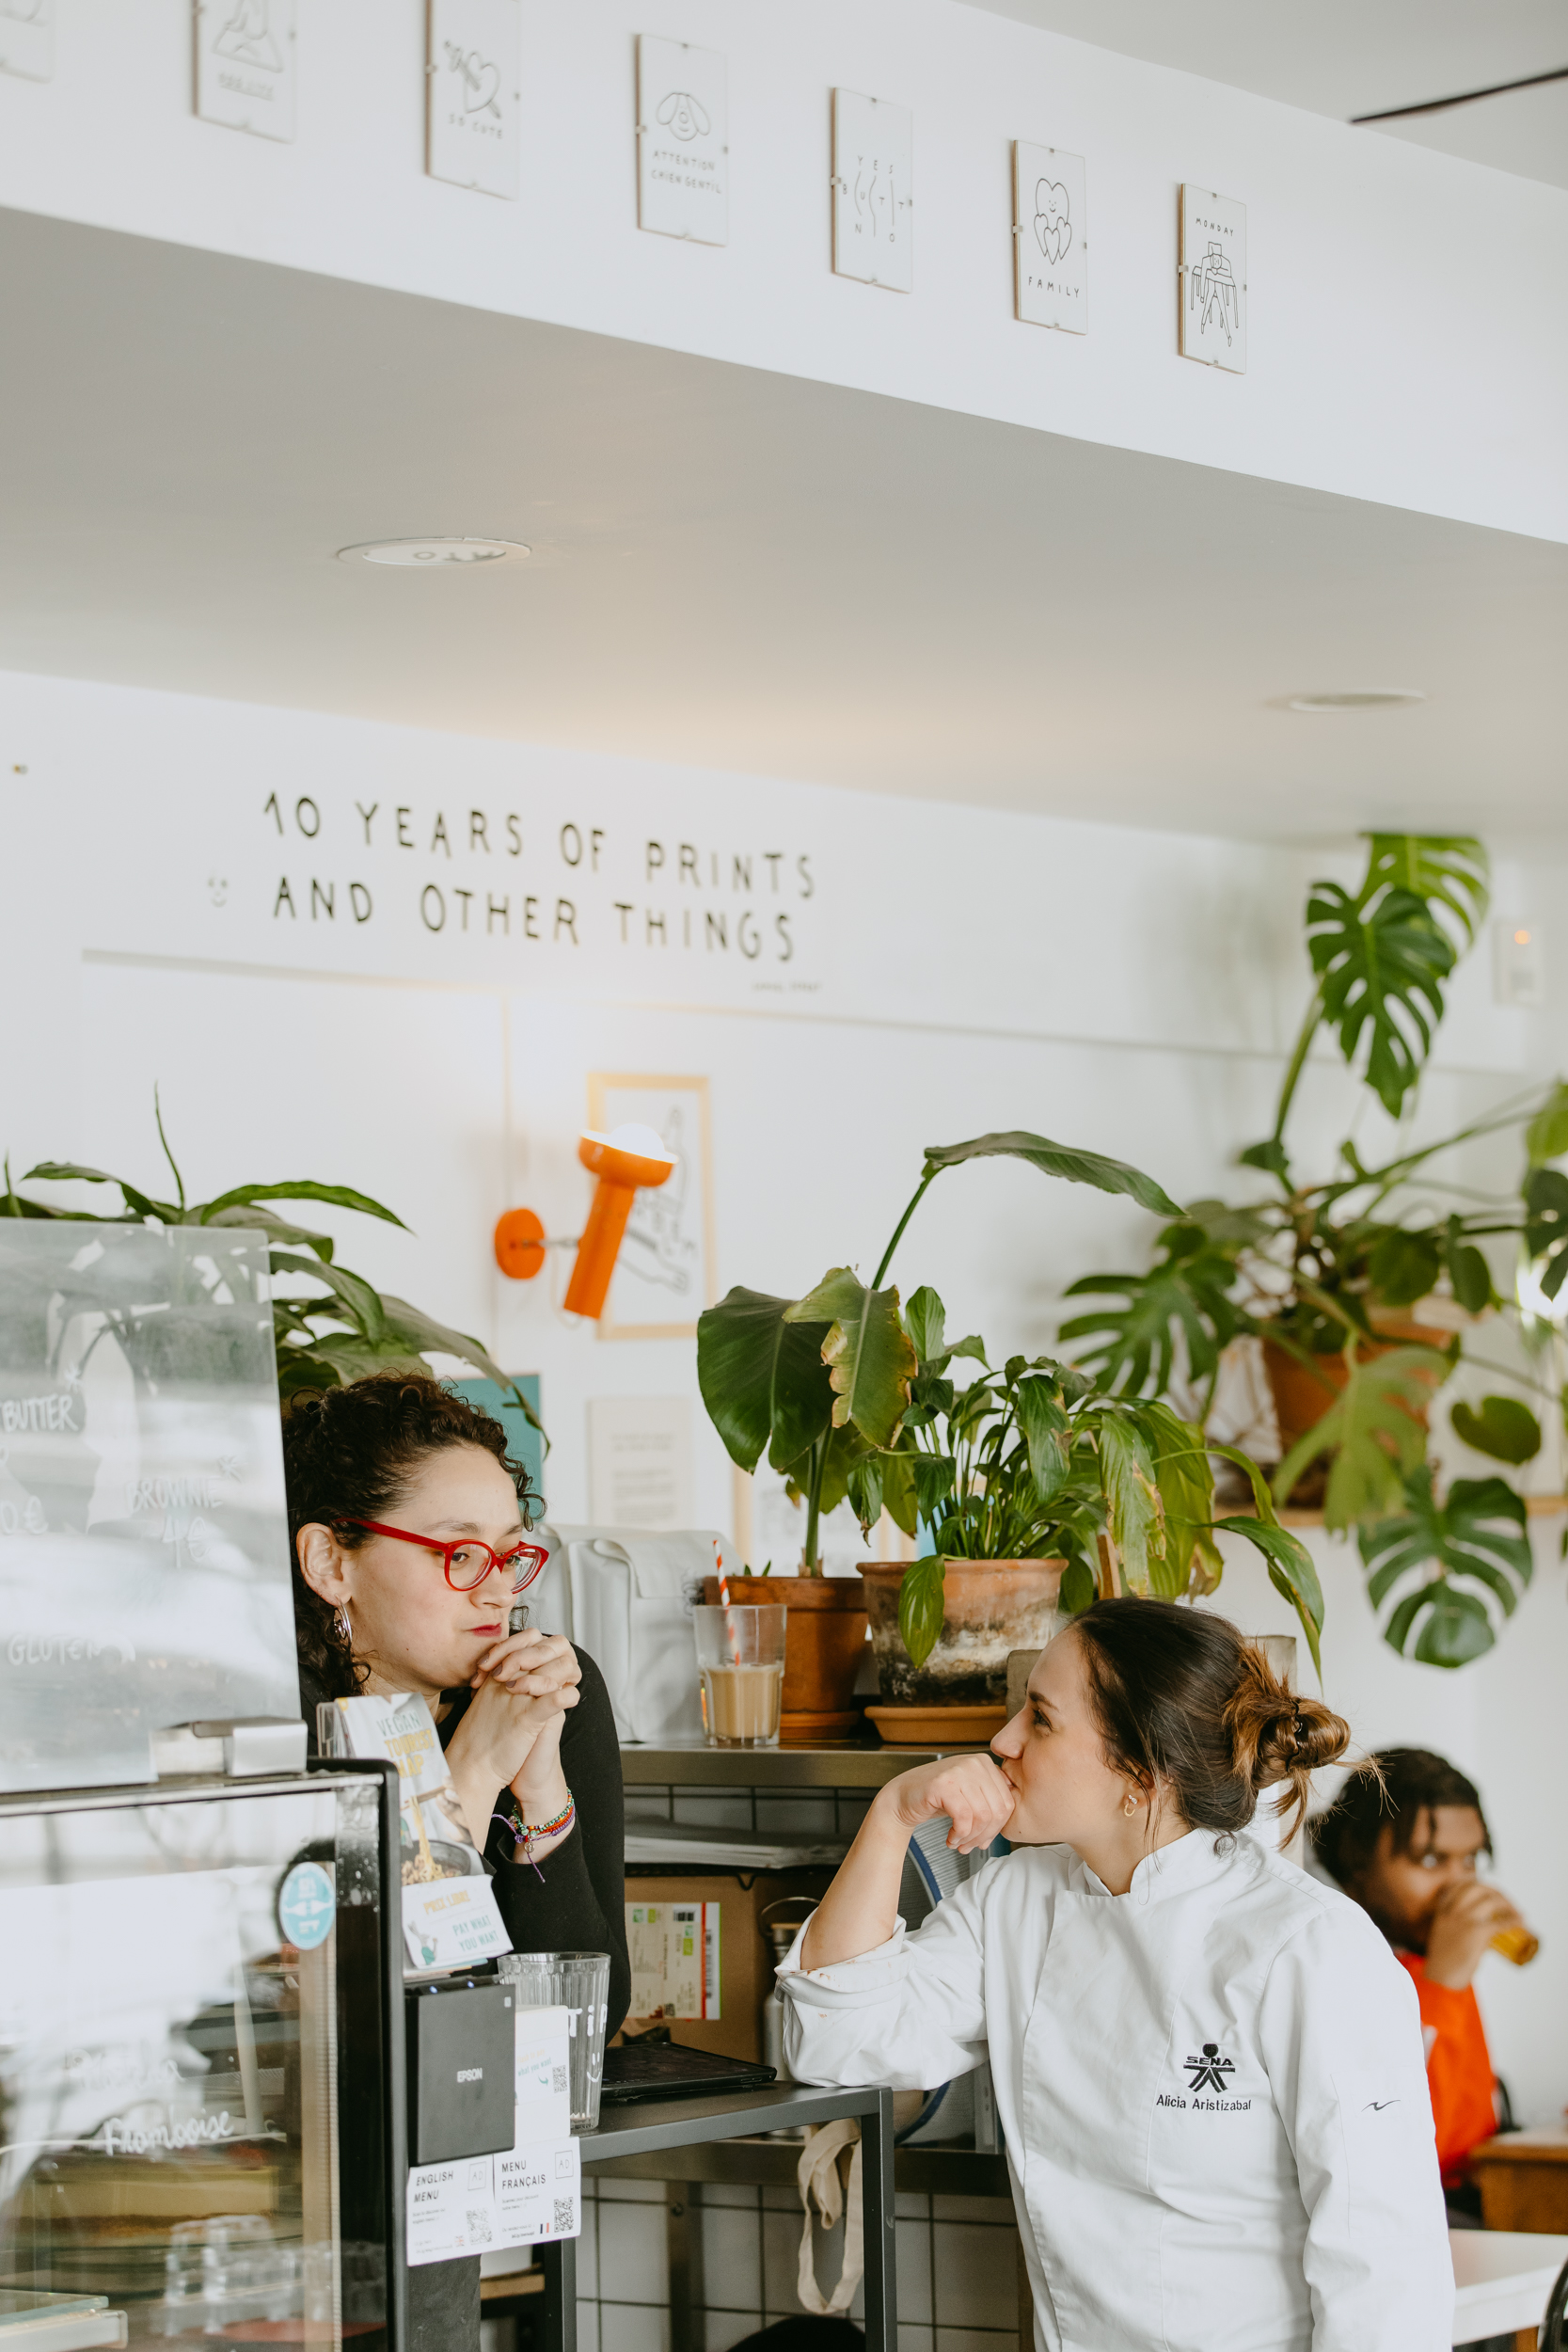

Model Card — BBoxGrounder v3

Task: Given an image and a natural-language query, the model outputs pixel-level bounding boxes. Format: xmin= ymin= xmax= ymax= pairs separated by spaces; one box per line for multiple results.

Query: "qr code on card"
xmin=553 ymin=2199 xmax=575 ymax=2235
xmin=552 ymin=2066 xmax=568 ymax=2093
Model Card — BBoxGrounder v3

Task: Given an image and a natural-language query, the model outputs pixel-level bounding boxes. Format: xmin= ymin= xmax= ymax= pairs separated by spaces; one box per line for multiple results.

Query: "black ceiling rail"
xmin=1352 ymin=63 xmax=1568 ymax=123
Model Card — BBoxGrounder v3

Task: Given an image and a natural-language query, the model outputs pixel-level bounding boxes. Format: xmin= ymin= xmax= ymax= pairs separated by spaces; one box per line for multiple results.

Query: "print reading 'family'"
xmin=446 ymin=43 xmax=501 ymax=118
xmin=214 ymin=0 xmax=281 ymax=71
xmin=1184 ymin=2043 xmax=1236 ymax=2093
xmin=656 ymin=89 xmax=710 ymax=142
xmin=1192 ymin=242 xmax=1239 ymax=346
xmin=1033 ymin=179 xmax=1072 ymax=265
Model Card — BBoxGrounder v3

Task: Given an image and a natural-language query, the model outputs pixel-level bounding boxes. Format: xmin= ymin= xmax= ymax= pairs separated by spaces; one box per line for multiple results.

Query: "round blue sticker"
xmin=278 ymin=1861 xmax=336 ymax=1950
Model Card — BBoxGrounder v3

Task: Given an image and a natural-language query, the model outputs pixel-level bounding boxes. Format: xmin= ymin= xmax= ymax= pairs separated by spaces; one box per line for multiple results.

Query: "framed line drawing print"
xmin=195 ymin=0 xmax=295 ymax=140
xmin=1013 ymin=142 xmax=1085 ymax=333
xmin=427 ymin=0 xmax=521 ymax=199
xmin=586 ymin=1073 xmax=716 ymax=1340
xmin=832 ymin=88 xmax=912 ymax=293
xmin=1179 ymin=184 xmax=1246 ymax=372
xmin=637 ymin=34 xmax=728 ymax=244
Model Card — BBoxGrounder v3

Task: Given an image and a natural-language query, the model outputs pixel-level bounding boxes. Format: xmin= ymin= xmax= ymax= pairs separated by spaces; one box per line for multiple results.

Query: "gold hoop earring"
xmin=1123 ymin=1791 xmax=1138 ymax=1818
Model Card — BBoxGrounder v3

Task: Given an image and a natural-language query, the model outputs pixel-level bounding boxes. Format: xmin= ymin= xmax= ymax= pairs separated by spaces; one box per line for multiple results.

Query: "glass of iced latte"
xmin=693 ymin=1604 xmax=788 ymax=1747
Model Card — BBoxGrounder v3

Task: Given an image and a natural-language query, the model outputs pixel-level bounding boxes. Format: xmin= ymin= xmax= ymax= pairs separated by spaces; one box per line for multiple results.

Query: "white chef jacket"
xmin=779 ymin=1824 xmax=1451 ymax=2352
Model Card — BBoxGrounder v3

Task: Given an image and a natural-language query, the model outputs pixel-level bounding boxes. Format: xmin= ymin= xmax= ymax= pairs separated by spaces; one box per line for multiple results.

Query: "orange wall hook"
xmin=562 ymin=1124 xmax=675 ymax=1319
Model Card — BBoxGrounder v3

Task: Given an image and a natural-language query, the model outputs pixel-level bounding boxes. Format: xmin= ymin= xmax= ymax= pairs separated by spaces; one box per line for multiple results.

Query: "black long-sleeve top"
xmin=303 ymin=1645 xmax=629 ymax=2036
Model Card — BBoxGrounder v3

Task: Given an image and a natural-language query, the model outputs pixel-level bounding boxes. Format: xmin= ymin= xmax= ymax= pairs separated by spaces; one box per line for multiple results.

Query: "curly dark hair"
xmin=282 ymin=1371 xmax=538 ymax=1699
xmin=1069 ymin=1597 xmax=1351 ymax=1845
xmin=1311 ymin=1747 xmax=1491 ymax=1888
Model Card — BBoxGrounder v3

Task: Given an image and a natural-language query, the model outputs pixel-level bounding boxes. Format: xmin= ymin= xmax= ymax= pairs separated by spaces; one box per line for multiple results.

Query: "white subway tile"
xmin=699 ymin=2201 xmax=763 ymax=2310
xmin=596 ymin=2197 xmax=669 ymax=2306
xmin=932 ymin=2224 xmax=1020 ymax=2332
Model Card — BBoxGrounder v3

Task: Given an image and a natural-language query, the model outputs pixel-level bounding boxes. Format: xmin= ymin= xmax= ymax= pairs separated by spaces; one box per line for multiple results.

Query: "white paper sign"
xmin=407 ymin=2140 xmax=580 ymax=2264
xmin=493 ymin=2137 xmax=580 ymax=2247
xmin=428 ymin=0 xmax=520 ymax=199
xmin=402 ymin=1875 xmax=513 ymax=1972
xmin=832 ymin=90 xmax=912 ymax=293
xmin=588 ymin=1397 xmax=695 ymax=1529
xmin=1180 ymin=185 xmax=1246 ymax=373
xmin=515 ymin=2007 xmax=573 ymax=2141
xmin=0 ymin=0 xmax=54 ymax=83
xmin=1013 ymin=142 xmax=1085 ymax=334
xmin=194 ymin=0 xmax=295 ymax=142
xmin=637 ymin=36 xmax=727 ymax=245
xmin=407 ymin=2153 xmax=499 ymax=2263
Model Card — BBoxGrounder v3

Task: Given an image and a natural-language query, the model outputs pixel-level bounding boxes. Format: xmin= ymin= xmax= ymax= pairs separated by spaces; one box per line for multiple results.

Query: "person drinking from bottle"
xmin=779 ymin=1598 xmax=1451 ymax=2352
xmin=1312 ymin=1749 xmax=1531 ymax=2215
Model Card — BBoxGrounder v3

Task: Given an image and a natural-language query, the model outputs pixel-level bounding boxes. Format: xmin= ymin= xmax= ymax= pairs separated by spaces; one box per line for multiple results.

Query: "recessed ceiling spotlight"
xmin=1285 ymin=688 xmax=1425 ymax=713
xmin=336 ymin=536 xmax=531 ymax=567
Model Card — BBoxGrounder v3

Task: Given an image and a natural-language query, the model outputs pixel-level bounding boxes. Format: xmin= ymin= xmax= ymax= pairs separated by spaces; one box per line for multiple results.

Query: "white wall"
xmin=3 ymin=662 xmax=1566 ymax=2119
xmin=0 ymin=0 xmax=1564 ymax=537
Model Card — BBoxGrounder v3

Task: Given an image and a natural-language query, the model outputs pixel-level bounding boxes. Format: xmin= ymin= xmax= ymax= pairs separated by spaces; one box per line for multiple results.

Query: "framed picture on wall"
xmin=586 ymin=1073 xmax=716 ymax=1340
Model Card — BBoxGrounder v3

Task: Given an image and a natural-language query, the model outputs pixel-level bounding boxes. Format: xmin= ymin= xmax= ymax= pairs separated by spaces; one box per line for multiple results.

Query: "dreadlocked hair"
xmin=282 ymin=1371 xmax=538 ymax=1699
xmin=1311 ymin=1748 xmax=1490 ymax=1887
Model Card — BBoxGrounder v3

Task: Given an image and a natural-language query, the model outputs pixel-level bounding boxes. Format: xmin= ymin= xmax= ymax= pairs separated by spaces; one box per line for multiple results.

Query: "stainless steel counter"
xmin=619 ymin=1738 xmax=988 ymax=1787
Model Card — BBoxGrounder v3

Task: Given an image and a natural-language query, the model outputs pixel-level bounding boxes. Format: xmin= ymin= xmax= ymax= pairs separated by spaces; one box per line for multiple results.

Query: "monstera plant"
xmin=696 ymin=1131 xmax=1326 ymax=1676
xmin=1059 ymin=833 xmax=1563 ymax=1666
xmin=1 ymin=1104 xmax=542 ymax=1431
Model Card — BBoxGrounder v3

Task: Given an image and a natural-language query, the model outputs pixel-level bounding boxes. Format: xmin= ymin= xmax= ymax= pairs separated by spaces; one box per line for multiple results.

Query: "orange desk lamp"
xmin=492 ymin=1122 xmax=676 ymax=1321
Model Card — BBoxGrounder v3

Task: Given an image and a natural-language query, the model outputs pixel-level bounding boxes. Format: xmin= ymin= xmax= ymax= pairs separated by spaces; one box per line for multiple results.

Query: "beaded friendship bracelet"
xmin=493 ymin=1791 xmax=577 ymax=1880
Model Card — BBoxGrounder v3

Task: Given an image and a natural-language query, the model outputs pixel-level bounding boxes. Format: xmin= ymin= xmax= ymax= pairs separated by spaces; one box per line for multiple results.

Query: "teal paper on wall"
xmin=0 ymin=1223 xmax=299 ymax=1790
xmin=450 ymin=1375 xmax=545 ymax=1518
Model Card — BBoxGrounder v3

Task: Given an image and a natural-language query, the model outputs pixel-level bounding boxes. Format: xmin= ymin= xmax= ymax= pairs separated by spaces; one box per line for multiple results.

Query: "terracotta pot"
xmin=703 ymin=1573 xmax=867 ymax=1733
xmin=861 ymin=1559 xmax=1065 ymax=1708
xmin=1262 ymin=1318 xmax=1448 ymax=1507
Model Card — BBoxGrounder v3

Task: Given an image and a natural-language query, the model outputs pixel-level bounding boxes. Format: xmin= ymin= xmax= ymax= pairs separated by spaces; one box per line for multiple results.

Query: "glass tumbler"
xmin=692 ymin=1603 xmax=787 ymax=1747
xmin=498 ymin=1950 xmax=611 ymax=2132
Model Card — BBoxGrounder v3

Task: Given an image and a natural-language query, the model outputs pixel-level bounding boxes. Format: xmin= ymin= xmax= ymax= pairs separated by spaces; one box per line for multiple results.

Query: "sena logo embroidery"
xmin=1185 ymin=2043 xmax=1233 ymax=2093
xmin=1156 ymin=2042 xmax=1253 ymax=2113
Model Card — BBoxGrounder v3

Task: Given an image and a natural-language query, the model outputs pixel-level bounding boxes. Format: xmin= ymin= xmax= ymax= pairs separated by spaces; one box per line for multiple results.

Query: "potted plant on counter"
xmin=697 ymin=1132 xmax=1324 ymax=1732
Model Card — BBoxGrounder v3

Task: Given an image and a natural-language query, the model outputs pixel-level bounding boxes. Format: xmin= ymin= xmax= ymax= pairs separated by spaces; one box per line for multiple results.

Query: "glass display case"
xmin=0 ymin=1224 xmax=300 ymax=1794
xmin=0 ymin=1768 xmax=402 ymax=2352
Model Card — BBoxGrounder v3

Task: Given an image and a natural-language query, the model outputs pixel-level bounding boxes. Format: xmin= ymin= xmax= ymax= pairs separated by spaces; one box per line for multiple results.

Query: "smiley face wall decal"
xmin=1034 ymin=179 xmax=1072 ymax=265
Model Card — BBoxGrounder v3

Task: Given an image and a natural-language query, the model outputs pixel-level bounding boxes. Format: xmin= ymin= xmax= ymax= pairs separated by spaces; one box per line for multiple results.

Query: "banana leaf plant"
xmin=0 ymin=1104 xmax=542 ymax=1434
xmin=1056 ymin=831 xmax=1564 ymax=1667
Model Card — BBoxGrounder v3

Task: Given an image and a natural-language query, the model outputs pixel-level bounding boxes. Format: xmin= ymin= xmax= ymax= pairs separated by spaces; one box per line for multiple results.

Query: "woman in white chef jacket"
xmin=779 ymin=1598 xmax=1451 ymax=2352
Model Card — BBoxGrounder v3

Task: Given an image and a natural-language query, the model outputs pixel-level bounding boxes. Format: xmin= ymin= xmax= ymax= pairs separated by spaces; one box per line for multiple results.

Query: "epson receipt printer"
xmin=405 ymin=1978 xmax=516 ymax=2165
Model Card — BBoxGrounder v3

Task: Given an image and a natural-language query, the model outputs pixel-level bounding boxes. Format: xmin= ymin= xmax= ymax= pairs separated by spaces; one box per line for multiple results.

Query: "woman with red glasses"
xmin=285 ymin=1370 xmax=628 ymax=2034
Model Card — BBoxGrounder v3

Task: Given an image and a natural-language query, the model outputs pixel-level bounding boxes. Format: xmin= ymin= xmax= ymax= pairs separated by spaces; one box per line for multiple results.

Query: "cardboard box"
xmin=621 ymin=1870 xmax=832 ymax=2061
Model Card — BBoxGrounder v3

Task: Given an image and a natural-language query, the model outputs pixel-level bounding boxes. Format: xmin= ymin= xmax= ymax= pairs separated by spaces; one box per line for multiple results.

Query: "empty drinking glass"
xmin=497 ymin=1951 xmax=611 ymax=2132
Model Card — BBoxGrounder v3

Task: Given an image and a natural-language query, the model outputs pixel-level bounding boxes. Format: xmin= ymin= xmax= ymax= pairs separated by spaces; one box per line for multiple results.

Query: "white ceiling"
xmin=967 ymin=1 xmax=1568 ymax=188
xmin=1 ymin=208 xmax=1563 ymax=842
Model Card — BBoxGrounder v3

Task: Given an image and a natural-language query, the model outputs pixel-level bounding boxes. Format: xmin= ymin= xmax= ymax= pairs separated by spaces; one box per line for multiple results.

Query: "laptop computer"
xmin=598 ymin=2042 xmax=779 ymax=2106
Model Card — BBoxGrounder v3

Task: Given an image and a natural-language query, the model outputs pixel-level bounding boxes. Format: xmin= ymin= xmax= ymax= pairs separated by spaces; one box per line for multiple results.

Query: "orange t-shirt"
xmin=1397 ymin=1951 xmax=1497 ymax=2185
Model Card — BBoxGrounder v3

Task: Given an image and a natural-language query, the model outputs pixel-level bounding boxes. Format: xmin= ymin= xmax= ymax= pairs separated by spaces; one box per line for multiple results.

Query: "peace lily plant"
xmin=696 ymin=1132 xmax=1326 ymax=1677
